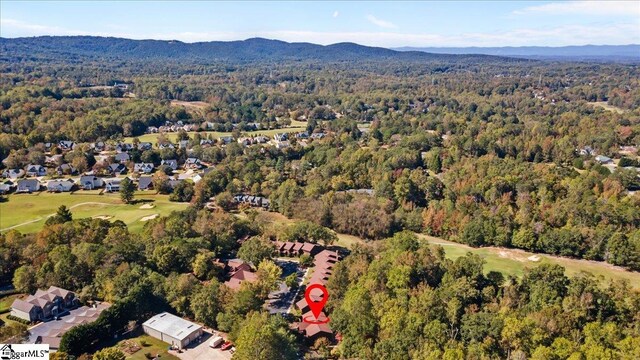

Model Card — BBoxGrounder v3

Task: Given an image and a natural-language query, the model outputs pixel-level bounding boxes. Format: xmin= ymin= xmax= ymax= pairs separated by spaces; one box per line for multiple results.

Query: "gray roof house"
xmin=595 ymin=155 xmax=613 ymax=164
xmin=138 ymin=142 xmax=153 ymax=151
xmin=134 ymin=163 xmax=154 ymax=174
xmin=219 ymin=136 xmax=234 ymax=144
xmin=58 ymin=141 xmax=75 ymax=151
xmin=114 ymin=152 xmax=131 ymax=163
xmin=115 ymin=143 xmax=134 ymax=152
xmin=2 ymin=168 xmax=25 ymax=179
xmin=161 ymin=159 xmax=178 ymax=171
xmin=79 ymin=175 xmax=104 ymax=190
xmin=47 ymin=180 xmax=74 ymax=192
xmin=184 ymin=158 xmax=201 ymax=169
xmin=0 ymin=183 xmax=13 ymax=194
xmin=25 ymin=164 xmax=47 ymax=177
xmin=108 ymin=163 xmax=127 ymax=175
xmin=138 ymin=176 xmax=153 ymax=190
xmin=16 ymin=179 xmax=41 ymax=193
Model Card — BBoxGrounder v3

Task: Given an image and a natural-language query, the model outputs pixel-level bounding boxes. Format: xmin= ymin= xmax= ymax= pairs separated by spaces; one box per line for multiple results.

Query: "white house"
xmin=105 ymin=178 xmax=122 ymax=192
xmin=47 ymin=180 xmax=74 ymax=192
xmin=79 ymin=175 xmax=104 ymax=190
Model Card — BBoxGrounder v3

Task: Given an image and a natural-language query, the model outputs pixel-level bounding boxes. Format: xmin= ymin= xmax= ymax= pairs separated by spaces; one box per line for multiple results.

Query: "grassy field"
xmin=0 ymin=294 xmax=22 ymax=313
xmin=253 ymin=210 xmax=640 ymax=288
xmin=420 ymin=235 xmax=640 ymax=288
xmin=126 ymin=126 xmax=306 ymax=144
xmin=0 ymin=192 xmax=188 ymax=234
xmin=588 ymin=101 xmax=627 ymax=114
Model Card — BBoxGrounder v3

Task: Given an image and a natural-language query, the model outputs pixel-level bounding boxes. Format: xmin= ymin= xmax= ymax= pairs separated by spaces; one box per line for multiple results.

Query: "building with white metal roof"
xmin=142 ymin=312 xmax=203 ymax=349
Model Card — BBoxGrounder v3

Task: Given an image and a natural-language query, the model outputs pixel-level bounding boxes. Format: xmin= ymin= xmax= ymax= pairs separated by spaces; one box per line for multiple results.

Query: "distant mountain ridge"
xmin=0 ymin=36 xmax=514 ymax=63
xmin=393 ymin=44 xmax=640 ymax=61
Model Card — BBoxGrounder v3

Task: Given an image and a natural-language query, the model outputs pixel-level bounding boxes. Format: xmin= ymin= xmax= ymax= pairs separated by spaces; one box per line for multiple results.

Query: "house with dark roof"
xmin=79 ymin=176 xmax=104 ymax=190
xmin=115 ymin=143 xmax=134 ymax=152
xmin=58 ymin=141 xmax=75 ymax=151
xmin=138 ymin=176 xmax=153 ymax=191
xmin=158 ymin=143 xmax=175 ymax=150
xmin=91 ymin=141 xmax=106 ymax=152
xmin=138 ymin=142 xmax=153 ymax=151
xmin=16 ymin=179 xmax=41 ymax=193
xmin=133 ymin=163 xmax=154 ymax=174
xmin=184 ymin=158 xmax=202 ymax=170
xmin=161 ymin=159 xmax=178 ymax=171
xmin=107 ymin=163 xmax=127 ymax=175
xmin=25 ymin=164 xmax=47 ymax=177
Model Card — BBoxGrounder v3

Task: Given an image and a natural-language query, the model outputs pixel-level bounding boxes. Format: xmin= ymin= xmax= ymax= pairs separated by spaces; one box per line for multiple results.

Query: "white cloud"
xmin=0 ymin=18 xmax=85 ymax=36
xmin=513 ymin=1 xmax=640 ymax=16
xmin=366 ymin=14 xmax=396 ymax=29
xmin=2 ymin=18 xmax=638 ymax=47
xmin=333 ymin=11 xmax=339 ymax=18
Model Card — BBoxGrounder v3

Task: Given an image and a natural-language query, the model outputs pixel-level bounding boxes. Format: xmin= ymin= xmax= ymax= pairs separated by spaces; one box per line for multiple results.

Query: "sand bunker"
xmin=140 ymin=214 xmax=159 ymax=222
xmin=92 ymin=215 xmax=113 ymax=220
xmin=139 ymin=204 xmax=155 ymax=209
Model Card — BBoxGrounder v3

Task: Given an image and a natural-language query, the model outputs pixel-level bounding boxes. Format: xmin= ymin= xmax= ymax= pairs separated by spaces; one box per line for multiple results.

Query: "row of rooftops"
xmin=11 ymin=286 xmax=76 ymax=314
xmin=293 ymin=249 xmax=341 ymax=339
xmin=233 ymin=194 xmax=270 ymax=208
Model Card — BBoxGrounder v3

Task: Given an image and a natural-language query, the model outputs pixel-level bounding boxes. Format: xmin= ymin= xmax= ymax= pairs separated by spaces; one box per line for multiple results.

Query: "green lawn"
xmin=126 ymin=126 xmax=306 ymax=144
xmin=417 ymin=235 xmax=640 ymax=288
xmin=0 ymin=294 xmax=22 ymax=313
xmin=0 ymin=192 xmax=188 ymax=234
xmin=0 ymin=312 xmax=22 ymax=328
xmin=116 ymin=334 xmax=179 ymax=360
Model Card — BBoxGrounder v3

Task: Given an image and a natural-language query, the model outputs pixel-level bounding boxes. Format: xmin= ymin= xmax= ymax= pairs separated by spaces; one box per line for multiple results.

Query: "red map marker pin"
xmin=304 ymin=283 xmax=329 ymax=321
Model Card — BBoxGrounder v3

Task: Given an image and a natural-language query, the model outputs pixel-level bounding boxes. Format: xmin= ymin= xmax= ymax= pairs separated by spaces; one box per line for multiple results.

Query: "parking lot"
xmin=170 ymin=330 xmax=232 ymax=360
xmin=265 ymin=260 xmax=306 ymax=314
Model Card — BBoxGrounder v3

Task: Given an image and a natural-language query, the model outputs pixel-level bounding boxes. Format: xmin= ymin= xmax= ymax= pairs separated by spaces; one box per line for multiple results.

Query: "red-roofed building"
xmin=224 ymin=270 xmax=258 ymax=290
xmin=294 ymin=312 xmax=332 ymax=340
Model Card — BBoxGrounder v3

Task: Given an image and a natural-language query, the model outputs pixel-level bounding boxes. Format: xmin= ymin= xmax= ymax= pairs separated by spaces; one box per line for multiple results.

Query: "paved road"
xmin=264 ymin=260 xmax=305 ymax=314
xmin=172 ymin=330 xmax=231 ymax=360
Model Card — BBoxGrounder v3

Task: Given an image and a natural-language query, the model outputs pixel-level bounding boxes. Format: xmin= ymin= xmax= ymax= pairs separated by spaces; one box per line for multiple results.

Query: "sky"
xmin=1 ymin=1 xmax=639 ymax=47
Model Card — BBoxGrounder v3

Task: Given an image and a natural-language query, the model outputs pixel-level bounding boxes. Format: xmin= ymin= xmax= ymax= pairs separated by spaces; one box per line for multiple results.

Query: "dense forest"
xmin=1 ymin=37 xmax=639 ymax=359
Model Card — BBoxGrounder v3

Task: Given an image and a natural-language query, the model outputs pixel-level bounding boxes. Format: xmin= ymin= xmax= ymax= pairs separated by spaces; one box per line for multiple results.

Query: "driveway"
xmin=264 ymin=260 xmax=306 ymax=314
xmin=171 ymin=330 xmax=232 ymax=360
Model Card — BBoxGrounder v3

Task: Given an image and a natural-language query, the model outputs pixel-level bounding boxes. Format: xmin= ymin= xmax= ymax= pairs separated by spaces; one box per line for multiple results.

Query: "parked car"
xmin=221 ymin=341 xmax=233 ymax=351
